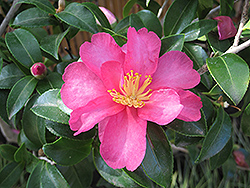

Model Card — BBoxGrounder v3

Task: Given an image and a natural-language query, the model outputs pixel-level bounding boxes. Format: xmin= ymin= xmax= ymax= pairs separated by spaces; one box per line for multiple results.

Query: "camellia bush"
xmin=1 ymin=0 xmax=250 ymax=187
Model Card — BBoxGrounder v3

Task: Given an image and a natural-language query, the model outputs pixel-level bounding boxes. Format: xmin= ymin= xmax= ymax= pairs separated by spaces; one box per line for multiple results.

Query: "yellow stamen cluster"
xmin=108 ymin=70 xmax=152 ymax=108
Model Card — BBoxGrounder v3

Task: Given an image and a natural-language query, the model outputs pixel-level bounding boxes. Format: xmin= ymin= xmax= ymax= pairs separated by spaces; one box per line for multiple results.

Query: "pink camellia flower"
xmin=30 ymin=62 xmax=47 ymax=80
xmin=61 ymin=27 xmax=202 ymax=171
xmin=213 ymin=16 xmax=237 ymax=40
xmin=97 ymin=7 xmax=116 ymax=25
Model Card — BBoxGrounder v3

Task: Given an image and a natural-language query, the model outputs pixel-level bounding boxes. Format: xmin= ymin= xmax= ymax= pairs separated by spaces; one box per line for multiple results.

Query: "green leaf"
xmin=45 ymin=120 xmax=95 ymax=140
xmin=0 ymin=162 xmax=25 ymax=188
xmin=141 ymin=122 xmax=173 ymax=188
xmin=197 ymin=0 xmax=213 ymax=19
xmin=14 ymin=143 xmax=31 ymax=163
xmin=25 ymin=27 xmax=48 ymax=42
xmin=36 ymin=72 xmax=64 ymax=95
xmin=0 ymin=90 xmax=11 ymax=124
xmin=220 ymin=0 xmax=234 ymax=16
xmin=114 ymin=16 xmax=129 ymax=35
xmin=136 ymin=10 xmax=162 ymax=38
xmin=160 ymin=34 xmax=185 ymax=56
xmin=17 ymin=0 xmax=56 ymax=14
xmin=31 ymin=89 xmax=70 ymax=124
xmin=123 ymin=0 xmax=137 ymax=18
xmin=82 ymin=2 xmax=112 ymax=29
xmin=58 ymin=158 xmax=94 ymax=188
xmin=12 ymin=7 xmax=58 ymax=28
xmin=129 ymin=14 xmax=145 ymax=31
xmin=210 ymin=137 xmax=233 ymax=170
xmin=174 ymin=132 xmax=203 ymax=147
xmin=163 ymin=0 xmax=198 ymax=36
xmin=56 ymin=3 xmax=98 ymax=33
xmin=124 ymin=166 xmax=156 ymax=187
xmin=40 ymin=29 xmax=69 ymax=60
xmin=196 ymin=107 xmax=232 ymax=162
xmin=181 ymin=20 xmax=217 ymax=41
xmin=0 ymin=144 xmax=18 ymax=161
xmin=0 ymin=57 xmax=2 ymax=73
xmin=93 ymin=147 xmax=139 ymax=187
xmin=241 ymin=103 xmax=250 ymax=136
xmin=0 ymin=63 xmax=24 ymax=89
xmin=183 ymin=43 xmax=213 ymax=89
xmin=5 ymin=29 xmax=43 ymax=68
xmin=22 ymin=94 xmax=46 ymax=148
xmin=27 ymin=161 xmax=70 ymax=188
xmin=168 ymin=111 xmax=206 ymax=137
xmin=18 ymin=129 xmax=41 ymax=151
xmin=207 ymin=53 xmax=249 ymax=105
xmin=7 ymin=76 xmax=38 ymax=119
xmin=43 ymin=137 xmax=92 ymax=166
xmin=137 ymin=0 xmax=161 ymax=16
xmin=207 ymin=32 xmax=231 ymax=54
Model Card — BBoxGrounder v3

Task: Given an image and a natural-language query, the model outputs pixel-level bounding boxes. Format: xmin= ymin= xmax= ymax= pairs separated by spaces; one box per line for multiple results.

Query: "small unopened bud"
xmin=30 ymin=63 xmax=47 ymax=80
xmin=233 ymin=150 xmax=249 ymax=168
xmin=97 ymin=7 xmax=116 ymax=25
xmin=56 ymin=0 xmax=65 ymax=13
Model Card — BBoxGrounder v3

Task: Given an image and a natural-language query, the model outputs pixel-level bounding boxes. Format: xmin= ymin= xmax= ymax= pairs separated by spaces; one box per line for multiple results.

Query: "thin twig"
xmin=38 ymin=156 xmax=56 ymax=165
xmin=232 ymin=0 xmax=249 ymax=47
xmin=0 ymin=0 xmax=21 ymax=36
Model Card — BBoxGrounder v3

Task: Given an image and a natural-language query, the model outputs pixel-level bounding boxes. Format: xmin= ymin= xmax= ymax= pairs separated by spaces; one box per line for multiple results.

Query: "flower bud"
xmin=97 ymin=7 xmax=116 ymax=25
xmin=30 ymin=62 xmax=47 ymax=80
xmin=56 ymin=0 xmax=65 ymax=13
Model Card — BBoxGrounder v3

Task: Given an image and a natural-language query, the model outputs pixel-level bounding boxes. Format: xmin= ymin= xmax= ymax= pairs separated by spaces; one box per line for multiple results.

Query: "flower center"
xmin=108 ymin=70 xmax=152 ymax=108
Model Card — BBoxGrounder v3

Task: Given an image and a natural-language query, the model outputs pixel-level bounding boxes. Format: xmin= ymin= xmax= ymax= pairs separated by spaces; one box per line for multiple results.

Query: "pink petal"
xmin=124 ymin=27 xmax=161 ymax=75
xmin=176 ymin=90 xmax=202 ymax=121
xmin=99 ymin=107 xmax=147 ymax=171
xmin=98 ymin=7 xmax=116 ymax=25
xmin=100 ymin=61 xmax=123 ymax=90
xmin=61 ymin=62 xmax=107 ymax=110
xmin=79 ymin=32 xmax=125 ymax=77
xmin=138 ymin=89 xmax=183 ymax=125
xmin=213 ymin=16 xmax=237 ymax=40
xmin=69 ymin=96 xmax=125 ymax=136
xmin=150 ymin=51 xmax=200 ymax=90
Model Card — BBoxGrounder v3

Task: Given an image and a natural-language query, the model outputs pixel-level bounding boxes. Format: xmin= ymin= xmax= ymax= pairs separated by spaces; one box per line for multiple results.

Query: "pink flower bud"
xmin=97 ymin=7 xmax=116 ymax=25
xmin=233 ymin=150 xmax=249 ymax=168
xmin=30 ymin=62 xmax=47 ymax=80
xmin=213 ymin=16 xmax=237 ymax=40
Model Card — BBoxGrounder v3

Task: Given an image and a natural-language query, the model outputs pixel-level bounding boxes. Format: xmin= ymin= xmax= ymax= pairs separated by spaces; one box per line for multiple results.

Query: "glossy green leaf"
xmin=43 ymin=137 xmax=92 ymax=166
xmin=183 ymin=43 xmax=213 ymax=89
xmin=93 ymin=147 xmax=139 ymax=187
xmin=241 ymin=103 xmax=250 ymax=136
xmin=196 ymin=107 xmax=232 ymax=162
xmin=83 ymin=2 xmax=112 ymax=29
xmin=40 ymin=29 xmax=69 ymax=60
xmin=0 ymin=144 xmax=18 ymax=161
xmin=14 ymin=143 xmax=31 ymax=163
xmin=207 ymin=32 xmax=231 ymax=54
xmin=27 ymin=161 xmax=70 ymax=188
xmin=123 ymin=0 xmax=137 ymax=18
xmin=0 ymin=162 xmax=25 ymax=188
xmin=56 ymin=3 xmax=98 ymax=33
xmin=200 ymin=94 xmax=214 ymax=127
xmin=36 ymin=72 xmax=64 ymax=95
xmin=22 ymin=94 xmax=46 ymax=148
xmin=182 ymin=20 xmax=217 ymax=41
xmin=160 ymin=34 xmax=184 ymax=56
xmin=57 ymin=93 xmax=72 ymax=115
xmin=0 ymin=57 xmax=2 ymax=73
xmin=25 ymin=27 xmax=48 ymax=42
xmin=45 ymin=119 xmax=95 ymax=140
xmin=12 ymin=7 xmax=58 ymax=28
xmin=163 ymin=0 xmax=198 ymax=36
xmin=114 ymin=16 xmax=129 ymax=35
xmin=7 ymin=76 xmax=38 ymax=119
xmin=124 ymin=166 xmax=156 ymax=187
xmin=0 ymin=63 xmax=24 ymax=89
xmin=210 ymin=137 xmax=233 ymax=170
xmin=17 ymin=0 xmax=56 ymax=14
xmin=5 ymin=29 xmax=43 ymax=68
xmin=136 ymin=10 xmax=162 ymax=38
xmin=58 ymin=159 xmax=94 ymax=188
xmin=137 ymin=0 xmax=161 ymax=16
xmin=168 ymin=111 xmax=206 ymax=137
xmin=0 ymin=90 xmax=11 ymax=124
xmin=220 ymin=0 xmax=234 ymax=16
xmin=197 ymin=0 xmax=213 ymax=19
xmin=18 ymin=129 xmax=41 ymax=151
xmin=31 ymin=89 xmax=69 ymax=124
xmin=141 ymin=122 xmax=173 ymax=187
xmin=207 ymin=53 xmax=249 ymax=105
xmin=175 ymin=132 xmax=203 ymax=147
xmin=129 ymin=14 xmax=144 ymax=31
